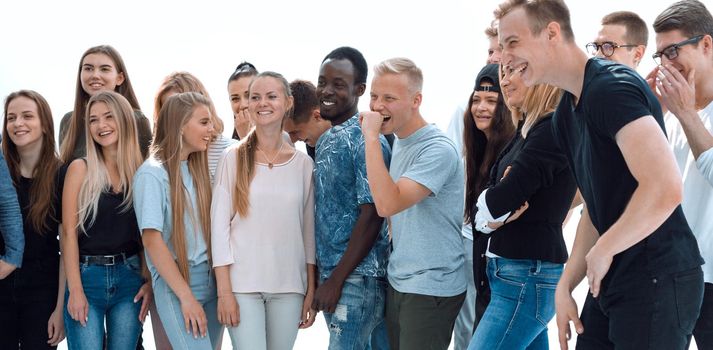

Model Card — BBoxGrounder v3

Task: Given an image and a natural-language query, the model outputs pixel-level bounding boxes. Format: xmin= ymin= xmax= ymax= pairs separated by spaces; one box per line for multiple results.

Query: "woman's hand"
xmin=300 ymin=291 xmax=317 ymax=329
xmin=217 ymin=293 xmax=240 ymax=327
xmin=67 ymin=290 xmax=89 ymax=327
xmin=180 ymin=296 xmax=207 ymax=339
xmin=134 ymin=282 xmax=153 ymax=323
xmin=47 ymin=305 xmax=65 ymax=346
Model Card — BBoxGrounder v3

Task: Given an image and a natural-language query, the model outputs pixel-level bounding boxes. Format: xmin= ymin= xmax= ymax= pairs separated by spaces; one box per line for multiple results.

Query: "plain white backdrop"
xmin=0 ymin=0 xmax=699 ymax=349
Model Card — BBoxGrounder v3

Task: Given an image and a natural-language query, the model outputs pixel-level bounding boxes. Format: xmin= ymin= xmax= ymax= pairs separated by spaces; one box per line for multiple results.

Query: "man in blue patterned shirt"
xmin=312 ymin=46 xmax=392 ymax=350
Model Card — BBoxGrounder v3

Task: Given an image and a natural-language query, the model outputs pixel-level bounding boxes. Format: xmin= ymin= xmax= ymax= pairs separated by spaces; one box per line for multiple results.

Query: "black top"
xmin=552 ymin=58 xmax=703 ymax=292
xmin=78 ymin=189 xmax=142 ymax=256
xmin=483 ymin=115 xmax=576 ymax=263
xmin=0 ymin=166 xmax=66 ymax=267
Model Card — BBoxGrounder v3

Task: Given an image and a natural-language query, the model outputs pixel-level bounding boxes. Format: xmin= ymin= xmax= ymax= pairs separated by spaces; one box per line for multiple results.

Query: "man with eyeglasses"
xmin=586 ymin=11 xmax=647 ymax=70
xmin=649 ymin=1 xmax=713 ymax=348
xmin=494 ymin=0 xmax=704 ymax=348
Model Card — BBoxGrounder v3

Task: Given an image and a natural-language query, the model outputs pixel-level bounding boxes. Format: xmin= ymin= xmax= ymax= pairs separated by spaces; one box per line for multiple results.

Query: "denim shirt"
xmin=0 ymin=151 xmax=24 ymax=267
xmin=314 ymin=115 xmax=391 ymax=280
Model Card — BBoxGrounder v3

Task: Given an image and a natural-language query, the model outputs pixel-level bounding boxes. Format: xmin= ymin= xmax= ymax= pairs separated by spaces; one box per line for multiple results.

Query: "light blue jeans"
xmin=453 ymin=238 xmax=476 ymax=350
xmin=322 ymin=273 xmax=390 ymax=350
xmin=227 ymin=292 xmax=303 ymax=350
xmin=468 ymin=257 xmax=562 ymax=350
xmin=152 ymin=261 xmax=222 ymax=350
xmin=64 ymin=254 xmax=144 ymax=350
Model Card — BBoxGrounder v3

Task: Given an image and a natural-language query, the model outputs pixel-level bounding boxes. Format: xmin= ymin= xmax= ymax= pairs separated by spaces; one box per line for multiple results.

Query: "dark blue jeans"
xmin=577 ymin=267 xmax=704 ymax=350
xmin=468 ymin=257 xmax=562 ymax=350
xmin=64 ymin=255 xmax=144 ymax=350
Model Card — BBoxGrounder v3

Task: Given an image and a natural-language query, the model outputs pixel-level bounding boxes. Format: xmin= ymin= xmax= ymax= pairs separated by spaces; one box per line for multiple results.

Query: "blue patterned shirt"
xmin=314 ymin=115 xmax=391 ymax=279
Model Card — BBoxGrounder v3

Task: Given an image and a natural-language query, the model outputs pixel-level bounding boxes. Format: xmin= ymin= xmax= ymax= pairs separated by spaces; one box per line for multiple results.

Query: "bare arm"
xmin=361 ymin=112 xmax=431 ymax=217
xmin=585 ymin=116 xmax=683 ymax=297
xmin=142 ymin=229 xmax=207 ymax=337
xmin=61 ymin=159 xmax=88 ymax=326
xmin=556 ymin=203 xmax=599 ymax=350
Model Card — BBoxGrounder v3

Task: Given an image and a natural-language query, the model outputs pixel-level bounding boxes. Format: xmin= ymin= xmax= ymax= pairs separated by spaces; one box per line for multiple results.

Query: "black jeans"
xmin=688 ymin=282 xmax=713 ymax=349
xmin=577 ymin=267 xmax=704 ymax=350
xmin=0 ymin=259 xmax=59 ymax=350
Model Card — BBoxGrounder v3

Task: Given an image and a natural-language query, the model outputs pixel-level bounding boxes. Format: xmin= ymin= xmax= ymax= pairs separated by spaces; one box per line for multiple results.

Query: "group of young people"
xmin=0 ymin=0 xmax=711 ymax=350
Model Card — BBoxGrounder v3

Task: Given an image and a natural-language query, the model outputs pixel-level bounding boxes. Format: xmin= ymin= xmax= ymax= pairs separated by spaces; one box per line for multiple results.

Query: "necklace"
xmin=256 ymin=141 xmax=284 ymax=169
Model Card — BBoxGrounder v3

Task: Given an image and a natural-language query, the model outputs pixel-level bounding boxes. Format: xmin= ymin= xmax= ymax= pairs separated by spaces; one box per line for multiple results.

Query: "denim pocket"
xmin=674 ymin=269 xmax=704 ymax=332
xmin=492 ymin=260 xmax=526 ymax=287
xmin=535 ymin=282 xmax=557 ymax=326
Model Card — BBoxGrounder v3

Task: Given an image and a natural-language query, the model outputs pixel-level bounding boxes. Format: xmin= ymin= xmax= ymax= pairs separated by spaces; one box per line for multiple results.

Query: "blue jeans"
xmin=468 ymin=257 xmax=562 ymax=350
xmin=64 ymin=254 xmax=144 ymax=350
xmin=322 ymin=274 xmax=390 ymax=350
xmin=153 ymin=261 xmax=222 ymax=350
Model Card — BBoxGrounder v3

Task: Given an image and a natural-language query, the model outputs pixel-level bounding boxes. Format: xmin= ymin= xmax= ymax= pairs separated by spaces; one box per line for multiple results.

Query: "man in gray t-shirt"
xmin=361 ymin=57 xmax=466 ymax=350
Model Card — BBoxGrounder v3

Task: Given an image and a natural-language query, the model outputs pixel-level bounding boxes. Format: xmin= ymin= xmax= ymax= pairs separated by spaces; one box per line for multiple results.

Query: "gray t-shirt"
xmin=387 ymin=124 xmax=466 ymax=297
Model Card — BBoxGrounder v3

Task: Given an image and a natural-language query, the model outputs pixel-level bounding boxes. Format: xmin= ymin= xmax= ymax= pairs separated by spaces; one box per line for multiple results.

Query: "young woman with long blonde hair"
xmin=133 ymin=92 xmax=222 ymax=349
xmin=62 ymin=91 xmax=150 ymax=349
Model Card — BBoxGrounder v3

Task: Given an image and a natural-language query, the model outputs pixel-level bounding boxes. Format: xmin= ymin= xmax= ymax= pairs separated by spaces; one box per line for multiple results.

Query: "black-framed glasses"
xmin=585 ymin=41 xmax=638 ymax=57
xmin=652 ymin=35 xmax=704 ymax=65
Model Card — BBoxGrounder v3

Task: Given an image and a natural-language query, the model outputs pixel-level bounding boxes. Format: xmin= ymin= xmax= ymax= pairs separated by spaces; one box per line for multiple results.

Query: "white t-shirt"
xmin=665 ymin=101 xmax=713 ymax=283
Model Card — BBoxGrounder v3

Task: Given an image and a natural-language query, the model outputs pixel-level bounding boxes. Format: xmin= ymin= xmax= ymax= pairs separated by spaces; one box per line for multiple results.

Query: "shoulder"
xmin=585 ymin=60 xmax=647 ymax=101
xmin=292 ymin=150 xmax=314 ymax=170
xmin=136 ymin=157 xmax=167 ymax=180
xmin=67 ymin=158 xmax=87 ymax=174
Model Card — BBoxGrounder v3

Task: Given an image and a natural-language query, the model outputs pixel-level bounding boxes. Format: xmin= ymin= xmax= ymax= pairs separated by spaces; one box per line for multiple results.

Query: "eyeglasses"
xmin=652 ymin=35 xmax=704 ymax=65
xmin=585 ymin=42 xmax=638 ymax=57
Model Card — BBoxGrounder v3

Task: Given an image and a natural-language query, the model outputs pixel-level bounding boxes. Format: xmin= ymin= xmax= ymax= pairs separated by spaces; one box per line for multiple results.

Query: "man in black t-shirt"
xmin=495 ymin=0 xmax=704 ymax=349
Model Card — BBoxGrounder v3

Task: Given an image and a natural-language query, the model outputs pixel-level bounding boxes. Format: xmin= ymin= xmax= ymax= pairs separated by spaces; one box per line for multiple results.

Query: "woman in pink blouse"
xmin=211 ymin=71 xmax=317 ymax=350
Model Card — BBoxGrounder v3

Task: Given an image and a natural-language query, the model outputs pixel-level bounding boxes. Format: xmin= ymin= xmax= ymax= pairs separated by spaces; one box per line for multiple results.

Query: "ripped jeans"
xmin=322 ymin=274 xmax=389 ymax=350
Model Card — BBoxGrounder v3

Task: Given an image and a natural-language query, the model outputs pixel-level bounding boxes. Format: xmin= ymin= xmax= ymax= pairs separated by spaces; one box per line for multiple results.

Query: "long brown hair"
xmin=60 ymin=45 xmax=140 ymax=163
xmin=153 ymin=92 xmax=212 ymax=282
xmin=232 ymin=72 xmax=292 ymax=218
xmin=463 ymin=87 xmax=515 ymax=225
xmin=2 ymin=90 xmax=62 ymax=234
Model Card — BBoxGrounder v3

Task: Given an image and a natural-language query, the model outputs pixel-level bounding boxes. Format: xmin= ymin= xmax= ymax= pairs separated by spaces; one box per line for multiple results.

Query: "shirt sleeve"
xmin=445 ymin=103 xmax=466 ymax=158
xmin=696 ymin=147 xmax=713 ymax=187
xmin=400 ymin=137 xmax=459 ymax=196
xmin=132 ymin=169 xmax=166 ymax=234
xmin=303 ymin=161 xmax=316 ymax=265
xmin=0 ymin=152 xmax=24 ymax=267
xmin=210 ymin=149 xmax=236 ymax=267
xmin=484 ymin=117 xmax=570 ymax=217
xmin=587 ymin=72 xmax=655 ymax=139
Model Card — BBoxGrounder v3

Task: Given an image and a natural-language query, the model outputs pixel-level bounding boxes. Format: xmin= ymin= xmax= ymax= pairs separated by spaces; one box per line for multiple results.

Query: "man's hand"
xmin=311 ymin=278 xmax=343 ymax=314
xmin=584 ymin=243 xmax=613 ymax=298
xmin=555 ymin=284 xmax=583 ymax=350
xmin=656 ymin=64 xmax=697 ymax=119
xmin=359 ymin=111 xmax=385 ymax=139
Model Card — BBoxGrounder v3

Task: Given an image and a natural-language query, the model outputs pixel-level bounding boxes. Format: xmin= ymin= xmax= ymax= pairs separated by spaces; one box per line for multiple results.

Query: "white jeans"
xmin=227 ymin=292 xmax=303 ymax=350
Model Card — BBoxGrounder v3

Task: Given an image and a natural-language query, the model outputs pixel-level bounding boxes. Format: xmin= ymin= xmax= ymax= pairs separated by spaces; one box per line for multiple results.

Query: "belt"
xmin=80 ymin=252 xmax=137 ymax=266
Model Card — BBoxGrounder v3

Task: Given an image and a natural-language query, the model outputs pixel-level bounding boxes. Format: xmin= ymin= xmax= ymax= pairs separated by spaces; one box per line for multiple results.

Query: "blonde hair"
xmin=78 ymin=91 xmax=143 ymax=234
xmin=154 ymin=71 xmax=224 ymax=134
xmin=232 ymin=72 xmax=292 ymax=218
xmin=500 ymin=65 xmax=562 ymax=138
xmin=373 ymin=58 xmax=423 ymax=94
xmin=152 ymin=92 xmax=212 ymax=282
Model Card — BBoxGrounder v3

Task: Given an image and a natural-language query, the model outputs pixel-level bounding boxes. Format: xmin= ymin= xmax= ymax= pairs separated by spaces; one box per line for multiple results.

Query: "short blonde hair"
xmin=373 ymin=58 xmax=423 ymax=94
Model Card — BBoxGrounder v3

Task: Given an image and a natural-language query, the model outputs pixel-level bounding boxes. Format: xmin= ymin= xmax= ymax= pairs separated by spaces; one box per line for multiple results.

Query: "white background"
xmin=0 ymin=0 xmax=699 ymax=349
